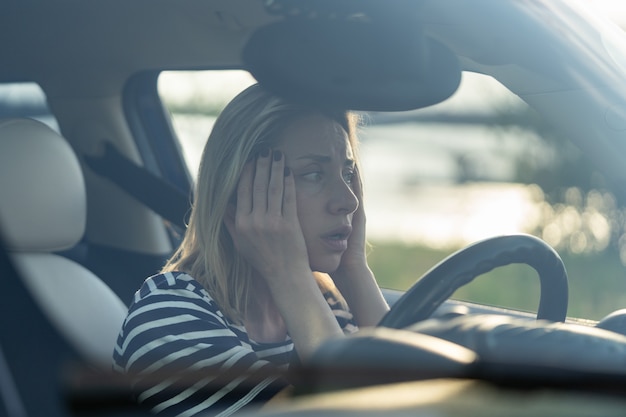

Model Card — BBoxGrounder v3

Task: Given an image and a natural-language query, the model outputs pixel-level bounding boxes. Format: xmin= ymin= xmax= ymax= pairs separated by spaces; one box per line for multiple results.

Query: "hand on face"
xmin=332 ymin=166 xmax=368 ymax=277
xmin=226 ymin=148 xmax=311 ymax=283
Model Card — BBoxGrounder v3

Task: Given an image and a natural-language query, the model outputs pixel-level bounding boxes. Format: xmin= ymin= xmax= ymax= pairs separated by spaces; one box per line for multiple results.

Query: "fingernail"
xmin=273 ymin=150 xmax=282 ymax=161
xmin=259 ymin=147 xmax=270 ymax=158
xmin=284 ymin=167 xmax=291 ymax=177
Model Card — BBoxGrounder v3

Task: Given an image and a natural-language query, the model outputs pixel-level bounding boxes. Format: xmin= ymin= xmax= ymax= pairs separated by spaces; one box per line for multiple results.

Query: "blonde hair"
xmin=163 ymin=83 xmax=359 ymax=323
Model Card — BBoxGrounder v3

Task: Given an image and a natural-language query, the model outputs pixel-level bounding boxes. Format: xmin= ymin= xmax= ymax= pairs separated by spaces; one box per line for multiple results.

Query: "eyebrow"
xmin=296 ymin=154 xmax=355 ymax=166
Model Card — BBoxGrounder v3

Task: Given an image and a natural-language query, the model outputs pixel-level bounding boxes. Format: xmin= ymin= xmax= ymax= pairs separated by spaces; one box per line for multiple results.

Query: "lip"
xmin=321 ymin=225 xmax=352 ymax=252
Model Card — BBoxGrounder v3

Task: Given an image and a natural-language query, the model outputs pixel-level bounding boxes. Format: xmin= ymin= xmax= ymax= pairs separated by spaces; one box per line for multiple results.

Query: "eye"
xmin=343 ymin=168 xmax=356 ymax=185
xmin=301 ymin=171 xmax=323 ymax=182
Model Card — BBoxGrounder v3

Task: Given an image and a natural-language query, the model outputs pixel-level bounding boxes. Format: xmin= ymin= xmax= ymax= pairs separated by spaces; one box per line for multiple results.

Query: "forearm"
xmin=268 ymin=268 xmax=344 ymax=360
xmin=332 ymin=266 xmax=389 ymax=327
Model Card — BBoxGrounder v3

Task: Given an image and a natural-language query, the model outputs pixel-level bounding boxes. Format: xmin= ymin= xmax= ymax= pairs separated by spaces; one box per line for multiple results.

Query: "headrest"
xmin=0 ymin=118 xmax=86 ymax=252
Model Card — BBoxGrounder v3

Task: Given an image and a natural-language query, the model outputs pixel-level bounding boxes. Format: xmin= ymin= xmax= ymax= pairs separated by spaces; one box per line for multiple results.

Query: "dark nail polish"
xmin=284 ymin=167 xmax=291 ymax=177
xmin=259 ymin=147 xmax=270 ymax=158
xmin=273 ymin=150 xmax=282 ymax=161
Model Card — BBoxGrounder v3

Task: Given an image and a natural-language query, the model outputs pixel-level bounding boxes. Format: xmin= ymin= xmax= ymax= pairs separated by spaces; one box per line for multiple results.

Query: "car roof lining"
xmin=0 ymin=0 xmax=275 ymax=96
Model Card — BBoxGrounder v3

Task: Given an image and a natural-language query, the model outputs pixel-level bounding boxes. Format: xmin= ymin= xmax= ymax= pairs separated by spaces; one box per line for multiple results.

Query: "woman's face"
xmin=276 ymin=113 xmax=359 ymax=273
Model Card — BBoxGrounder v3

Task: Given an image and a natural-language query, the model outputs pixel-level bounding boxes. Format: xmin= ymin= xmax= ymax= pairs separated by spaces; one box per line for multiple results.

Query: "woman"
xmin=113 ymin=84 xmax=389 ymax=416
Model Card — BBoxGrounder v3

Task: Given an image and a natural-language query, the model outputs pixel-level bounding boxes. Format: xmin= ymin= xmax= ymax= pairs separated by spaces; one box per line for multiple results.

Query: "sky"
xmin=592 ymin=0 xmax=626 ymax=26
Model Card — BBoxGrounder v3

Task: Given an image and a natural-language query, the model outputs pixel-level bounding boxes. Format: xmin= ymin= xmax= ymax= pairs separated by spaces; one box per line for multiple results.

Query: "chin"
xmin=309 ymin=255 xmax=343 ymax=274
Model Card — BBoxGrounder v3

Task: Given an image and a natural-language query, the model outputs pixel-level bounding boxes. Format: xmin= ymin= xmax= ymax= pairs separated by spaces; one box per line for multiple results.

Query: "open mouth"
xmin=322 ymin=227 xmax=352 ymax=251
xmin=324 ymin=226 xmax=352 ymax=241
xmin=322 ymin=236 xmax=349 ymax=251
xmin=328 ymin=233 xmax=349 ymax=240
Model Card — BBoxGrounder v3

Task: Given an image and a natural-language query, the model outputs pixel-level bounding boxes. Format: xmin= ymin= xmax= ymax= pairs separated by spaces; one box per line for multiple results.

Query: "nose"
xmin=328 ymin=178 xmax=359 ymax=215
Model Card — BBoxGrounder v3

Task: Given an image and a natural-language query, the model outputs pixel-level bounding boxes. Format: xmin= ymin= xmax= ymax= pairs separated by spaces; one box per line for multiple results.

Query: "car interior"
xmin=3 ymin=0 xmax=626 ymax=416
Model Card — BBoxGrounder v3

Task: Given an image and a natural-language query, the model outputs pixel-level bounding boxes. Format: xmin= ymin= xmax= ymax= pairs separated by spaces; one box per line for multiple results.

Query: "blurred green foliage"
xmin=368 ymin=240 xmax=626 ymax=321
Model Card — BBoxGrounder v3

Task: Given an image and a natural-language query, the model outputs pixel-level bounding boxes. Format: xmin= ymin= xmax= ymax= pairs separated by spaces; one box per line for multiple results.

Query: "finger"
xmin=267 ymin=150 xmax=285 ymax=214
xmin=352 ymin=165 xmax=365 ymax=211
xmin=352 ymin=165 xmax=364 ymax=197
xmin=252 ymin=147 xmax=271 ymax=212
xmin=282 ymin=166 xmax=298 ymax=219
xmin=236 ymin=160 xmax=254 ymax=217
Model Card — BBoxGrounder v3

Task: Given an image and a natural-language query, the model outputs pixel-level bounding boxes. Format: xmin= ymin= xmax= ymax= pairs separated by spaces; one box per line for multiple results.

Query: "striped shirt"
xmin=113 ymin=271 xmax=356 ymax=417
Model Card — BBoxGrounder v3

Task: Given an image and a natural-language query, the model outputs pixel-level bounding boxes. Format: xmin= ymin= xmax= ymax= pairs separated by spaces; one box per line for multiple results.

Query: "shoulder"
xmin=124 ymin=271 xmax=231 ymax=330
xmin=131 ymin=271 xmax=221 ymax=313
xmin=315 ymin=272 xmax=349 ymax=311
xmin=314 ymin=273 xmax=358 ymax=334
xmin=136 ymin=271 xmax=209 ymax=300
xmin=114 ymin=271 xmax=247 ymax=369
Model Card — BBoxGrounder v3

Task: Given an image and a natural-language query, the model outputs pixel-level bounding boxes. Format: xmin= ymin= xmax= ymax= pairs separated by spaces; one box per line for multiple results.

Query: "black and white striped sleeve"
xmin=113 ymin=272 xmax=287 ymax=417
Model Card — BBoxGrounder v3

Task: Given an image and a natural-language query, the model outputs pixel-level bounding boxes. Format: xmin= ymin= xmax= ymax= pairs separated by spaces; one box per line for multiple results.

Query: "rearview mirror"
xmin=243 ymin=15 xmax=461 ymax=111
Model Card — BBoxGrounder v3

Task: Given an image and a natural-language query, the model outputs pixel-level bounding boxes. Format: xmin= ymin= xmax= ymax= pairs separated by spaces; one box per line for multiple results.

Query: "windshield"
xmin=159 ymin=0 xmax=626 ymax=321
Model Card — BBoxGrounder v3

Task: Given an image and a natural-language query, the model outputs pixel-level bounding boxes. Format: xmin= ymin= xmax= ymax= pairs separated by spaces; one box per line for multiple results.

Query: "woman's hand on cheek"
xmin=226 ymin=150 xmax=346 ymax=357
xmin=228 ymin=149 xmax=311 ymax=284
xmin=329 ymin=166 xmax=390 ymax=326
xmin=334 ymin=166 xmax=369 ymax=278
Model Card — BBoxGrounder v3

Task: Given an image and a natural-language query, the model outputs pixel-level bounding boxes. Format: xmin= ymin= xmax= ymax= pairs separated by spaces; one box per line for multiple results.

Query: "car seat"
xmin=0 ymin=118 xmax=128 ymax=367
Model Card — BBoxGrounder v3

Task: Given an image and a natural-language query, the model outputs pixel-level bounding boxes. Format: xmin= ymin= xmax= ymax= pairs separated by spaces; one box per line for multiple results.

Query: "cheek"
xmin=293 ymin=183 xmax=318 ymax=216
xmin=292 ymin=182 xmax=326 ymax=241
xmin=294 ymin=193 xmax=313 ymax=228
xmin=293 ymin=178 xmax=324 ymax=196
xmin=294 ymin=193 xmax=321 ymax=238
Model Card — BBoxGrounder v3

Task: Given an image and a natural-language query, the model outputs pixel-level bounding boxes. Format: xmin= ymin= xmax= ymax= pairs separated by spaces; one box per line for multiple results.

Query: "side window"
xmin=0 ymin=82 xmax=59 ymax=131
xmin=158 ymin=70 xmax=256 ymax=179
xmin=158 ymin=70 xmax=626 ymax=321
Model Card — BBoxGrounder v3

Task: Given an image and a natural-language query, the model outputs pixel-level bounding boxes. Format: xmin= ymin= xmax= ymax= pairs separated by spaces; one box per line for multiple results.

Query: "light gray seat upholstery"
xmin=0 ymin=118 xmax=128 ymax=367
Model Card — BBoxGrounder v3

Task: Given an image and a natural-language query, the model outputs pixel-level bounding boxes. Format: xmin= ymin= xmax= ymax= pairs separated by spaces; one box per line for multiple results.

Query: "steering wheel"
xmin=378 ymin=234 xmax=569 ymax=329
xmin=303 ymin=235 xmax=626 ymax=397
